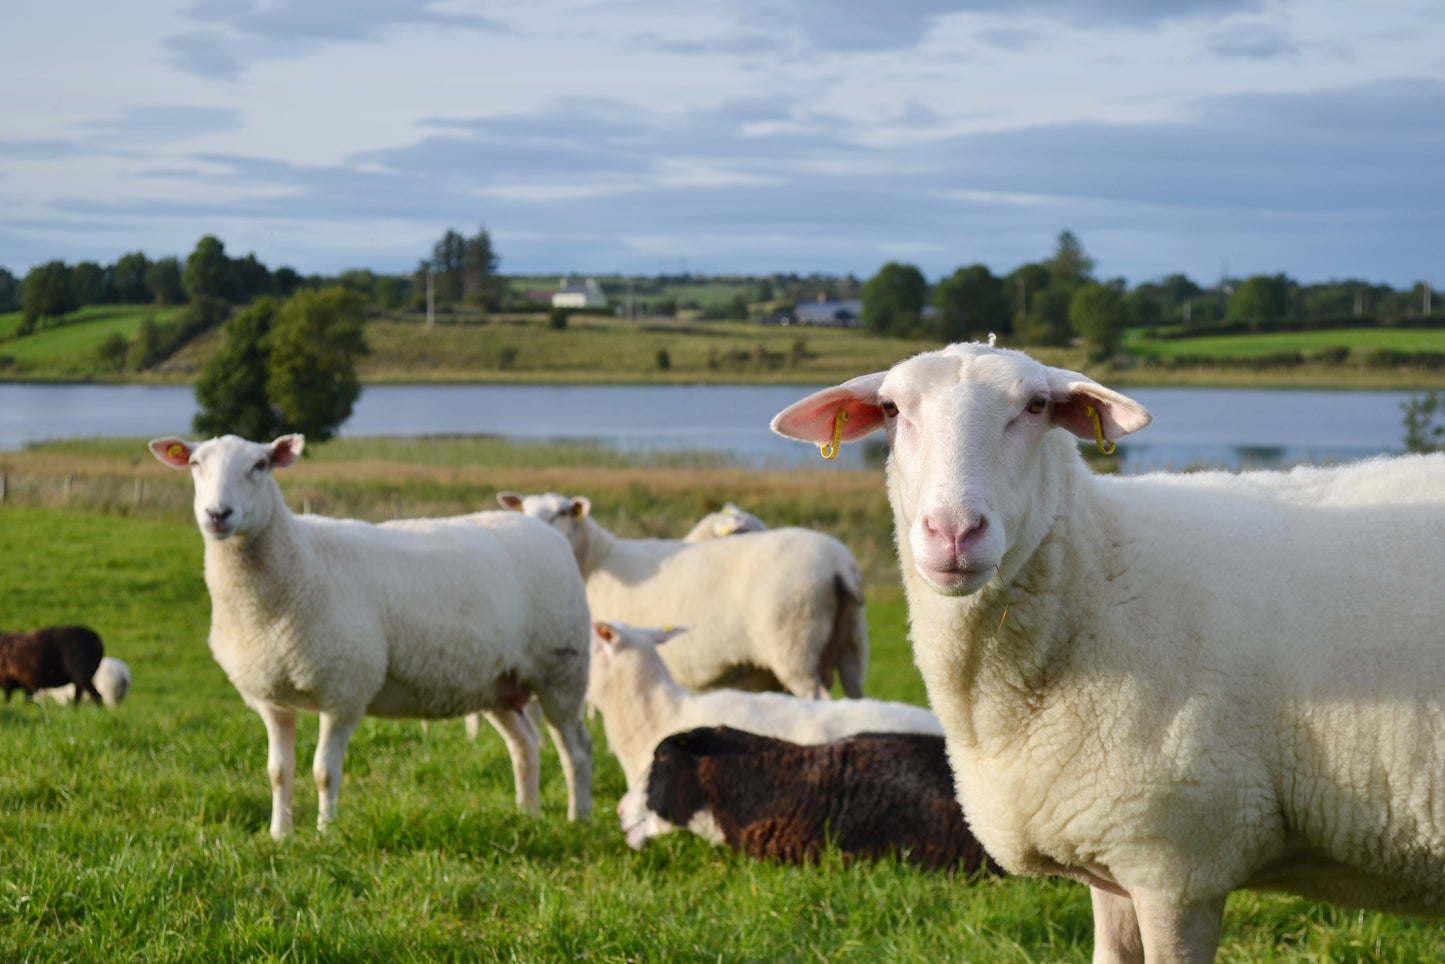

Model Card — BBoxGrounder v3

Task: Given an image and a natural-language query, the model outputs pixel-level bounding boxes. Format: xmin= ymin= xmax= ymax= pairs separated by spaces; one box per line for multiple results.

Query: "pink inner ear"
xmin=150 ymin=438 xmax=192 ymax=467
xmin=771 ymin=372 xmax=888 ymax=445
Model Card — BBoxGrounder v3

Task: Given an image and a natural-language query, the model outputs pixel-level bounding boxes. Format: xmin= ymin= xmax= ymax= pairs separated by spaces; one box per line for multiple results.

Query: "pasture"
xmin=0 ymin=440 xmax=1439 ymax=961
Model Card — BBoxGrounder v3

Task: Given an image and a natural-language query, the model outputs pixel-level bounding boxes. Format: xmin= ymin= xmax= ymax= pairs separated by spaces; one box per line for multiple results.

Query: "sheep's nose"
xmin=920 ymin=511 xmax=987 ymax=558
xmin=208 ymin=507 xmax=234 ymax=524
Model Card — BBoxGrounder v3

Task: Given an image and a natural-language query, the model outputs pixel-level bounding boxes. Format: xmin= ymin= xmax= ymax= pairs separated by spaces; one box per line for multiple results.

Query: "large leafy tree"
xmin=1070 ymin=283 xmax=1127 ymax=362
xmin=110 ymin=251 xmax=152 ymax=304
xmin=183 ymin=235 xmax=233 ymax=301
xmin=21 ymin=261 xmax=79 ymax=332
xmin=1228 ymin=274 xmax=1290 ymax=331
xmin=933 ymin=264 xmax=1010 ymax=342
xmin=264 ymin=287 xmax=368 ymax=443
xmin=0 ymin=266 xmax=21 ymax=312
xmin=193 ymin=299 xmax=283 ymax=441
xmin=463 ymin=227 xmax=499 ymax=308
xmin=430 ymin=229 xmax=468 ymax=303
xmin=146 ymin=257 xmax=185 ymax=305
xmin=861 ymin=262 xmax=927 ymax=335
xmin=193 ymin=287 xmax=368 ymax=444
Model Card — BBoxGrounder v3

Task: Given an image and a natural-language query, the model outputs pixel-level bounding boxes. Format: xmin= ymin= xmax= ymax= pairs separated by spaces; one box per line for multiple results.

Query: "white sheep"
xmin=38 ymin=656 xmax=130 ymax=707
xmin=771 ymin=340 xmax=1445 ymax=964
xmin=149 ymin=433 xmax=593 ymax=839
xmin=681 ymin=502 xmax=767 ymax=542
xmin=588 ymin=620 xmax=939 ymax=793
xmin=497 ymin=492 xmax=867 ymax=700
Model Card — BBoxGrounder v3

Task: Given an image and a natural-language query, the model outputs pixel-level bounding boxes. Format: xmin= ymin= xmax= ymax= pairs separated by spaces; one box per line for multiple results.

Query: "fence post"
xmin=134 ymin=477 xmax=144 ymax=507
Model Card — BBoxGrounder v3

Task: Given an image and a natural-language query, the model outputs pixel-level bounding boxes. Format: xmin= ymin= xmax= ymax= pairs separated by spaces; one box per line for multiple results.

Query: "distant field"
xmin=1133 ymin=326 xmax=1445 ymax=358
xmin=0 ymin=305 xmax=183 ymax=375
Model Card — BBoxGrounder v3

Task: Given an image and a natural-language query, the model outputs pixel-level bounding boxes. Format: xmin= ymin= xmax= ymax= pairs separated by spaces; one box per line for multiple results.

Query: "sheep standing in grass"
xmin=150 ymin=433 xmax=592 ymax=839
xmin=681 ymin=502 xmax=767 ymax=542
xmin=498 ymin=491 xmax=866 ymax=699
xmin=772 ymin=340 xmax=1445 ymax=964
xmin=39 ymin=656 xmax=130 ymax=707
xmin=0 ymin=625 xmax=104 ymax=705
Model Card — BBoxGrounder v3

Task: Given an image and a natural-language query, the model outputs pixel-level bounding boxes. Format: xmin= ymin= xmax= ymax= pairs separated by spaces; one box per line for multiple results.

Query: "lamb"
xmin=681 ymin=502 xmax=767 ymax=541
xmin=771 ymin=340 xmax=1445 ymax=964
xmin=149 ymin=433 xmax=593 ymax=839
xmin=621 ymin=724 xmax=1001 ymax=875
xmin=497 ymin=491 xmax=867 ymax=700
xmin=38 ymin=656 xmax=130 ymax=707
xmin=0 ymin=625 xmax=105 ymax=705
xmin=586 ymin=620 xmax=939 ymax=793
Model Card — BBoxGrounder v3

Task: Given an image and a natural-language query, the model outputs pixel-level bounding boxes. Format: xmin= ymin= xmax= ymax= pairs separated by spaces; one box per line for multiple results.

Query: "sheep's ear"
xmin=1046 ymin=368 xmax=1153 ymax=443
xmin=570 ymin=496 xmax=591 ymax=519
xmin=650 ymin=626 xmax=687 ymax=646
xmin=149 ymin=437 xmax=195 ymax=468
xmin=591 ymin=621 xmax=622 ymax=654
xmin=497 ymin=492 xmax=524 ymax=512
xmin=268 ymin=434 xmax=305 ymax=469
xmin=770 ymin=371 xmax=889 ymax=446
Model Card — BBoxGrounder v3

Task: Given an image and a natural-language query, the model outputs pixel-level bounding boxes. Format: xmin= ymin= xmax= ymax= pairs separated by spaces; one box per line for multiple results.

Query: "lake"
xmin=0 ymin=381 xmax=1423 ymax=473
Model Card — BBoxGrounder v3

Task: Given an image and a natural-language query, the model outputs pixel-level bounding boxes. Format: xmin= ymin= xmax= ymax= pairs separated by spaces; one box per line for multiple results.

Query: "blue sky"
xmin=3 ymin=0 xmax=1442 ymax=287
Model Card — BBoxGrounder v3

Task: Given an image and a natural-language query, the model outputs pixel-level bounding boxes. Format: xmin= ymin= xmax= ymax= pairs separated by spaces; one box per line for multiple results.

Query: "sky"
xmin=3 ymin=0 xmax=1443 ymax=288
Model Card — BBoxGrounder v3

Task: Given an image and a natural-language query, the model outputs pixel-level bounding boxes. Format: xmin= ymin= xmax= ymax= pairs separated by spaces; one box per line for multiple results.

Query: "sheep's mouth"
xmin=915 ymin=563 xmax=993 ymax=596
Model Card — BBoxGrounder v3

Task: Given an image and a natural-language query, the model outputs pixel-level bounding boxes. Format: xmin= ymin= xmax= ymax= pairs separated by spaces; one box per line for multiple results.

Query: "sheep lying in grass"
xmin=0 ymin=625 xmax=104 ymax=706
xmin=498 ymin=491 xmax=866 ymax=699
xmin=587 ymin=620 xmax=939 ymax=793
xmin=39 ymin=656 xmax=130 ymax=707
xmin=623 ymin=724 xmax=1001 ymax=874
xmin=681 ymin=502 xmax=767 ymax=542
xmin=150 ymin=433 xmax=593 ymax=839
xmin=772 ymin=340 xmax=1445 ymax=963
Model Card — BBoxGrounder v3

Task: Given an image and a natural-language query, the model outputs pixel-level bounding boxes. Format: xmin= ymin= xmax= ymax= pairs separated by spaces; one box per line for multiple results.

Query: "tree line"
xmin=860 ymin=230 xmax=1440 ymax=362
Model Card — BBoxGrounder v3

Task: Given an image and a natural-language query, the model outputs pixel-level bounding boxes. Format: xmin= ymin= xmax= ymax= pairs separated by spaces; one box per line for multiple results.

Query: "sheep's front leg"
xmin=541 ymin=706 xmax=593 ymax=821
xmin=254 ymin=701 xmax=297 ymax=840
xmin=313 ymin=711 xmax=361 ymax=833
xmin=1090 ymin=887 xmax=1144 ymax=964
xmin=1129 ymin=889 xmax=1225 ymax=964
xmin=483 ymin=707 xmax=541 ymax=815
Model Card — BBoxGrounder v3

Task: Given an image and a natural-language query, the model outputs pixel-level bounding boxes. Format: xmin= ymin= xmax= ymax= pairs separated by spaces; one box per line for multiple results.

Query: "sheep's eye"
xmin=879 ymin=399 xmax=899 ymax=418
xmin=252 ymin=459 xmax=268 ymax=473
xmin=1026 ymin=395 xmax=1049 ymax=415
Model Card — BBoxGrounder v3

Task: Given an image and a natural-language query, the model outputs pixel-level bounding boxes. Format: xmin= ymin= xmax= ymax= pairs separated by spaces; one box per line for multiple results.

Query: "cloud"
xmin=73 ymin=105 xmax=244 ymax=143
xmin=165 ymin=0 xmax=506 ymax=80
xmin=1207 ymin=22 xmax=1299 ymax=59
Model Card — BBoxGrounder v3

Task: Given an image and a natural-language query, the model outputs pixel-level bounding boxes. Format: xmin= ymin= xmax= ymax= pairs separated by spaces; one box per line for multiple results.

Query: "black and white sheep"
xmin=622 ymin=724 xmax=1001 ymax=874
xmin=0 ymin=625 xmax=105 ymax=706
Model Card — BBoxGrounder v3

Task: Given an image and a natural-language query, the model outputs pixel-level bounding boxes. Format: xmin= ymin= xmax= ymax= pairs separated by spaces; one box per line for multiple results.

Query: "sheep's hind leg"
xmin=1089 ymin=887 xmax=1144 ymax=964
xmin=254 ymin=702 xmax=297 ymax=840
xmin=483 ymin=707 xmax=542 ymax=815
xmin=314 ymin=711 xmax=361 ymax=834
xmin=1131 ymin=889 xmax=1225 ymax=964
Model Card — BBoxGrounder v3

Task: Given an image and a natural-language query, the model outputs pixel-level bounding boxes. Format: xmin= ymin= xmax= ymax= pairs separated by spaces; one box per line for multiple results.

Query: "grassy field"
xmin=1 ymin=440 xmax=1441 ymax=962
xmin=0 ymin=306 xmax=185 ymax=376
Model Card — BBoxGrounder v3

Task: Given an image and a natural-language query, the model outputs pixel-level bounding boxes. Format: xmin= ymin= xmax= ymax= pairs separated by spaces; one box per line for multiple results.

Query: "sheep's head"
xmin=586 ymin=620 xmax=686 ymax=709
xmin=771 ymin=341 xmax=1151 ymax=597
xmin=149 ymin=434 xmax=304 ymax=541
xmin=497 ymin=490 xmax=592 ymax=562
xmin=684 ymin=502 xmax=767 ymax=541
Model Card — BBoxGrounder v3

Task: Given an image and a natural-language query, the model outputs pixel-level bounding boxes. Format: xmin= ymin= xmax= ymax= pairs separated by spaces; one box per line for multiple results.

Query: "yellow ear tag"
xmin=1085 ymin=406 xmax=1115 ymax=455
xmin=820 ymin=410 xmax=849 ymax=460
xmin=167 ymin=443 xmax=186 ymax=461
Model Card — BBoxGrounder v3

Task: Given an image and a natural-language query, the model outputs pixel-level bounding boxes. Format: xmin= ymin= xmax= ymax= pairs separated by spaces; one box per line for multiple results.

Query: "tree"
xmin=193 ymin=287 xmax=368 ymax=444
xmin=146 ymin=257 xmax=185 ymax=305
xmin=0 ymin=266 xmax=19 ymax=312
xmin=932 ymin=264 xmax=1010 ymax=342
xmin=96 ymin=332 xmax=130 ymax=371
xmin=1070 ymin=283 xmax=1126 ymax=362
xmin=1229 ymin=274 xmax=1290 ymax=331
xmin=463 ymin=227 xmax=499 ymax=308
xmin=21 ymin=261 xmax=79 ymax=332
xmin=71 ymin=261 xmax=106 ymax=307
xmin=264 ymin=287 xmax=369 ymax=443
xmin=861 ymin=262 xmax=927 ymax=335
xmin=1402 ymin=392 xmax=1445 ymax=453
xmin=1043 ymin=229 xmax=1095 ymax=288
xmin=232 ymin=252 xmax=273 ymax=302
xmin=193 ymin=299 xmax=283 ymax=441
xmin=430 ymin=229 xmax=467 ymax=304
xmin=184 ymin=235 xmax=233 ymax=301
xmin=110 ymin=251 xmax=152 ymax=304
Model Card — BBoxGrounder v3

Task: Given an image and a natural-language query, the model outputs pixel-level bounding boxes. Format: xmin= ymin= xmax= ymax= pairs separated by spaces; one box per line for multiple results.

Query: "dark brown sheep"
xmin=627 ymin=724 xmax=1003 ymax=874
xmin=0 ymin=626 xmax=105 ymax=706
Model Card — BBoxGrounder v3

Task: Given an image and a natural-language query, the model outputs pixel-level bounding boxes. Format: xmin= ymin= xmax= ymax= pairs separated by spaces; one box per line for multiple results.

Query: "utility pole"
xmin=426 ymin=269 xmax=434 ymax=329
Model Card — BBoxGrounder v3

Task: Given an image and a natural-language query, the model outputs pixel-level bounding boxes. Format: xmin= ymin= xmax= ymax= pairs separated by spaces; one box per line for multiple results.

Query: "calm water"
xmin=0 ymin=382 xmax=1421 ymax=473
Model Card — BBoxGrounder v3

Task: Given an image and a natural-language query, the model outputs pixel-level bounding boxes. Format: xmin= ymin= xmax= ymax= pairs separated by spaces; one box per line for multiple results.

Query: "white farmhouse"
xmin=552 ymin=278 xmax=608 ymax=309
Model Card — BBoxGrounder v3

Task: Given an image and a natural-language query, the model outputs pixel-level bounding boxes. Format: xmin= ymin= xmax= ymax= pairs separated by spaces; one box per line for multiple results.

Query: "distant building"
xmin=791 ymin=298 xmax=863 ymax=327
xmin=552 ymin=277 xmax=607 ymax=309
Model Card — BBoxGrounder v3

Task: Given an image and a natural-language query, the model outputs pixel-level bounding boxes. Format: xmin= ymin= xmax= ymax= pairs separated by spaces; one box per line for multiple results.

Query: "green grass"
xmin=1 ymin=448 xmax=1441 ymax=961
xmin=0 ymin=305 xmax=184 ymax=376
xmin=1133 ymin=326 xmax=1445 ymax=359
